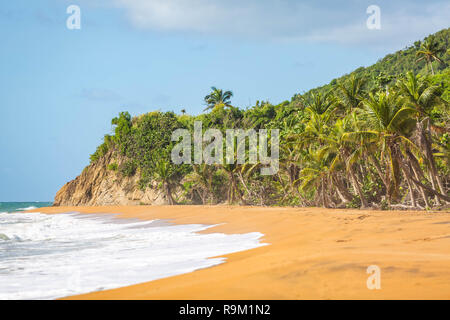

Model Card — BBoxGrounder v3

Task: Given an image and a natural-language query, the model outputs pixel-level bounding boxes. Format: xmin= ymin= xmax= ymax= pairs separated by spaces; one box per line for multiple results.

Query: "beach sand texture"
xmin=30 ymin=206 xmax=450 ymax=299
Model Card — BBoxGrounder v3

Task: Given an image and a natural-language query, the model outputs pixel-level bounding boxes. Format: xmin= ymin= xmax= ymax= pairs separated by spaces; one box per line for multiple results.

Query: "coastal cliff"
xmin=53 ymin=151 xmax=166 ymax=206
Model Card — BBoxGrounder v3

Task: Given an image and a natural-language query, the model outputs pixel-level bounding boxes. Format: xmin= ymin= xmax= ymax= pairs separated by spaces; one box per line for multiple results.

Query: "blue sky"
xmin=0 ymin=0 xmax=448 ymax=201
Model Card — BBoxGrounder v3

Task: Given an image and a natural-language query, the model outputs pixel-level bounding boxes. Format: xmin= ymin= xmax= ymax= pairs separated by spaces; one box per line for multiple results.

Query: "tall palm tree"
xmin=325 ymin=115 xmax=370 ymax=208
xmin=416 ymin=37 xmax=444 ymax=75
xmin=204 ymin=87 xmax=233 ymax=111
xmin=296 ymin=146 xmax=333 ymax=208
xmin=397 ymin=72 xmax=448 ymax=204
xmin=361 ymin=90 xmax=426 ymax=206
xmin=295 ymin=106 xmax=369 ymax=208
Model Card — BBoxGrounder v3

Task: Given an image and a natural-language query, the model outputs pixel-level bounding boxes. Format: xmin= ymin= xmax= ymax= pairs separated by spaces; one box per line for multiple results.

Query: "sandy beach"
xmin=29 ymin=206 xmax=450 ymax=299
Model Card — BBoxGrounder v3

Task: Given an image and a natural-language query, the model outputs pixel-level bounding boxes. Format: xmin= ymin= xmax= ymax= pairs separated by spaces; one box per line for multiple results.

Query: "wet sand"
xmin=30 ymin=205 xmax=450 ymax=299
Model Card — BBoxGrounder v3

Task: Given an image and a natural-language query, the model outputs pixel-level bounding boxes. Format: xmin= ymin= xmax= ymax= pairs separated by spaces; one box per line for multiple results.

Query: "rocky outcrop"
xmin=53 ymin=151 xmax=166 ymax=206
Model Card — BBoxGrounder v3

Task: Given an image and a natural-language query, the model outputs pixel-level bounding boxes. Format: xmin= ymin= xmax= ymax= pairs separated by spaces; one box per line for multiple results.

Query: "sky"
xmin=0 ymin=0 xmax=448 ymax=201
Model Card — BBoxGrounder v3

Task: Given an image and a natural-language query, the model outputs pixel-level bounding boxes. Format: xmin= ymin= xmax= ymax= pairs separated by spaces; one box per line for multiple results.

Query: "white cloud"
xmin=108 ymin=0 xmax=449 ymax=47
xmin=300 ymin=2 xmax=450 ymax=47
xmin=112 ymin=0 xmax=309 ymax=36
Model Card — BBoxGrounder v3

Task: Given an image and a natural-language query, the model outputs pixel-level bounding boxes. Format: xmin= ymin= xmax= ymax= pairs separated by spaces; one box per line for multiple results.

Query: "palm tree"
xmin=303 ymin=91 xmax=336 ymax=115
xmin=397 ymin=72 xmax=446 ymax=117
xmin=184 ymin=164 xmax=215 ymax=204
xmin=204 ymin=87 xmax=233 ymax=111
xmin=153 ymin=160 xmax=178 ymax=205
xmin=296 ymin=146 xmax=334 ymax=208
xmin=220 ymin=163 xmax=242 ymax=204
xmin=397 ymin=72 xmax=448 ymax=204
xmin=301 ymin=103 xmax=336 ymax=143
xmin=416 ymin=37 xmax=444 ymax=75
xmin=336 ymin=75 xmax=367 ymax=111
xmin=324 ymin=115 xmax=371 ymax=208
xmin=361 ymin=90 xmax=426 ymax=206
xmin=294 ymin=105 xmax=369 ymax=208
xmin=181 ymin=109 xmax=186 ymax=115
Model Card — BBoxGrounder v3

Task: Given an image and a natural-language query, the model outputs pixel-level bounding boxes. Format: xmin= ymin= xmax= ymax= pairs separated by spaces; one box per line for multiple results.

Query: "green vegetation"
xmin=304 ymin=28 xmax=450 ymax=96
xmin=107 ymin=163 xmax=118 ymax=171
xmin=203 ymin=86 xmax=234 ymax=111
xmin=89 ymin=29 xmax=449 ymax=209
xmin=416 ymin=36 xmax=445 ymax=75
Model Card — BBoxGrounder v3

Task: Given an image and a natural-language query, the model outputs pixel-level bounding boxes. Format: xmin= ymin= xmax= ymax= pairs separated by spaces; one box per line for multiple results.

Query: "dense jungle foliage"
xmin=89 ymin=28 xmax=450 ymax=209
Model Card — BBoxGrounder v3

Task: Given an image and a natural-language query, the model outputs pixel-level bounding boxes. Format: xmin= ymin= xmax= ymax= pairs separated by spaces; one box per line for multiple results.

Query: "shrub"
xmin=120 ymin=161 xmax=137 ymax=177
xmin=107 ymin=163 xmax=118 ymax=171
xmin=90 ymin=142 xmax=109 ymax=163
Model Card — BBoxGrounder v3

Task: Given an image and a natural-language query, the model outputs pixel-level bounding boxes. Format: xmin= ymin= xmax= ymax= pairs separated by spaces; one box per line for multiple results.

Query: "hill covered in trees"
xmin=57 ymin=28 xmax=450 ymax=210
xmin=299 ymin=28 xmax=450 ymax=99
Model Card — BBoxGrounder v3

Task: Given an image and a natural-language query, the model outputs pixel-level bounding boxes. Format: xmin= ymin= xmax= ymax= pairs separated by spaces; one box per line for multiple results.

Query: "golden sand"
xmin=30 ymin=205 xmax=450 ymax=299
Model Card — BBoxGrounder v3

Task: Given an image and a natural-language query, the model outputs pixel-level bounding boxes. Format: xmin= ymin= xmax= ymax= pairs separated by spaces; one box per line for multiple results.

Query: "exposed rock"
xmin=53 ymin=151 xmax=166 ymax=206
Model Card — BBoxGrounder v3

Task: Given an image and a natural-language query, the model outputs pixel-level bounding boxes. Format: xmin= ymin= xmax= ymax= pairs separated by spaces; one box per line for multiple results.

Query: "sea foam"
xmin=16 ymin=206 xmax=38 ymax=211
xmin=0 ymin=212 xmax=266 ymax=300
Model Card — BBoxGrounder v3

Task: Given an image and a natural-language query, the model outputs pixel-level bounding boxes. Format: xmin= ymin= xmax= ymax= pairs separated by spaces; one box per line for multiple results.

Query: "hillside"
xmin=298 ymin=28 xmax=450 ymax=99
xmin=54 ymin=28 xmax=450 ymax=210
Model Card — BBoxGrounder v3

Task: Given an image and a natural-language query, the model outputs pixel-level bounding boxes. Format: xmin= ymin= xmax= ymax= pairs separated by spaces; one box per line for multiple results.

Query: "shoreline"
xmin=29 ymin=205 xmax=450 ymax=299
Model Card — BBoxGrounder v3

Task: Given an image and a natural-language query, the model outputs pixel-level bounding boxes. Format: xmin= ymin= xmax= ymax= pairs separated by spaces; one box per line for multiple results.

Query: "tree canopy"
xmin=88 ymin=28 xmax=449 ymax=209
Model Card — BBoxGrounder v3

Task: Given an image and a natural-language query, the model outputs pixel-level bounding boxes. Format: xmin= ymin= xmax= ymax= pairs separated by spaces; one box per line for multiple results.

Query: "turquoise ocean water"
xmin=0 ymin=202 xmax=53 ymax=213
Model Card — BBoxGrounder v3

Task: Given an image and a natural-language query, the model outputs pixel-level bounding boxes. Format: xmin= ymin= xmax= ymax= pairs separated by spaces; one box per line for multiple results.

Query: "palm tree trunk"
xmin=399 ymin=158 xmax=450 ymax=202
xmin=401 ymin=159 xmax=431 ymax=208
xmin=332 ymin=174 xmax=354 ymax=203
xmin=369 ymin=153 xmax=391 ymax=204
xmin=412 ymin=165 xmax=431 ymax=208
xmin=426 ymin=56 xmax=435 ymax=75
xmin=165 ymin=183 xmax=176 ymax=205
xmin=402 ymin=167 xmax=417 ymax=207
xmin=428 ymin=170 xmax=442 ymax=206
xmin=422 ymin=119 xmax=447 ymax=204
xmin=389 ymin=145 xmax=403 ymax=202
xmin=228 ymin=172 xmax=237 ymax=205
xmin=405 ymin=148 xmax=433 ymax=205
xmin=329 ymin=176 xmax=340 ymax=207
xmin=349 ymin=164 xmax=368 ymax=208
xmin=369 ymin=154 xmax=388 ymax=189
xmin=321 ymin=177 xmax=328 ymax=208
xmin=206 ymin=176 xmax=214 ymax=204
xmin=288 ymin=164 xmax=298 ymax=185
xmin=238 ymin=172 xmax=251 ymax=198
xmin=195 ymin=189 xmax=206 ymax=205
xmin=201 ymin=190 xmax=207 ymax=205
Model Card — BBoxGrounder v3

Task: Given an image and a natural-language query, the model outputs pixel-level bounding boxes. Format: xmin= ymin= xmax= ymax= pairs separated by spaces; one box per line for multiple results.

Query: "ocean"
xmin=0 ymin=204 xmax=266 ymax=300
xmin=0 ymin=202 xmax=53 ymax=214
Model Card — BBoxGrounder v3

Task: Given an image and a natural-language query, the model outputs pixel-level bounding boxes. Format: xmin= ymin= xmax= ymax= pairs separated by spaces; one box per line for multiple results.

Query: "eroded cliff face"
xmin=53 ymin=151 xmax=166 ymax=206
